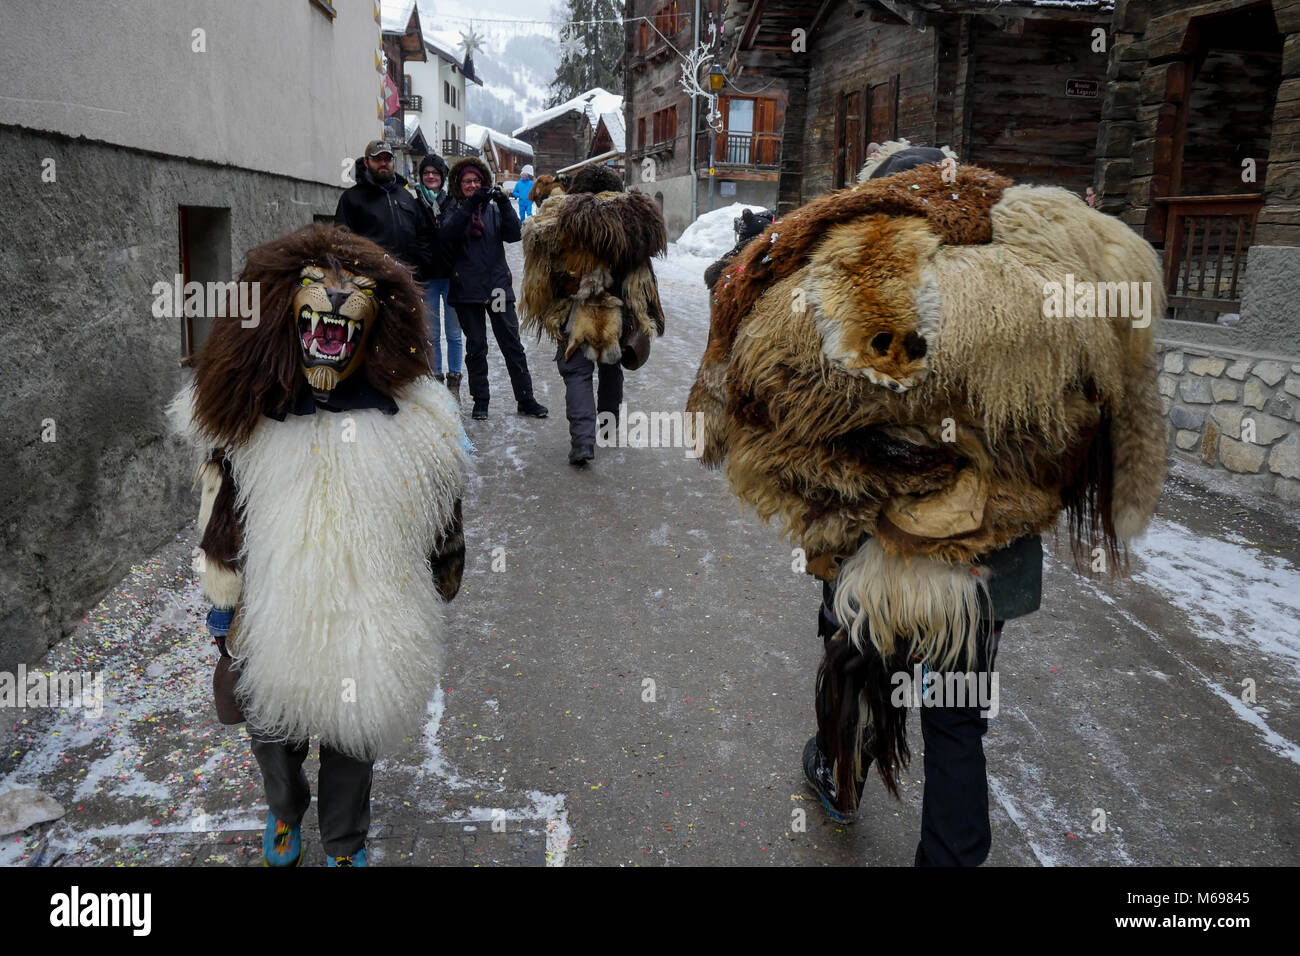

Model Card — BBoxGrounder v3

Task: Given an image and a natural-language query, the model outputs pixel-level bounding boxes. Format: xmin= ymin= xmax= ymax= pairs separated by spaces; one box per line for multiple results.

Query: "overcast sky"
xmin=417 ymin=0 xmax=576 ymax=40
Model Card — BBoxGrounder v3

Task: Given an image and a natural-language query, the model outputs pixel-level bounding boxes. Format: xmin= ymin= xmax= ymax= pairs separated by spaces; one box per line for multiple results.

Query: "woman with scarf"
xmin=413 ymin=153 xmax=463 ymax=402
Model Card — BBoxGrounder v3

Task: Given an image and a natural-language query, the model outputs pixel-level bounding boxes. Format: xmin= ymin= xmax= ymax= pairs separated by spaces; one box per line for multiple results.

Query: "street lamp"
xmin=707 ymin=64 xmax=724 ymax=212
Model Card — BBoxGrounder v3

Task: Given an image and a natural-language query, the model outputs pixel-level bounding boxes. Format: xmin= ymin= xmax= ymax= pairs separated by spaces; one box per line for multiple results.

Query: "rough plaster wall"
xmin=0 ymin=0 xmax=380 ymax=187
xmin=1 ymin=126 xmax=343 ymax=669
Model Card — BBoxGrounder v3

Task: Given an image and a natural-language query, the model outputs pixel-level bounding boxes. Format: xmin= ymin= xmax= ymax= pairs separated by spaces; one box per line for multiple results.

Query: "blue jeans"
xmin=424 ymin=279 xmax=462 ymax=375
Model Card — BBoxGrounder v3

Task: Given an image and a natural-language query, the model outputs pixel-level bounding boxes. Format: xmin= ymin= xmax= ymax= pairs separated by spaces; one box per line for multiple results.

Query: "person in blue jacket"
xmin=513 ymin=164 xmax=536 ymax=222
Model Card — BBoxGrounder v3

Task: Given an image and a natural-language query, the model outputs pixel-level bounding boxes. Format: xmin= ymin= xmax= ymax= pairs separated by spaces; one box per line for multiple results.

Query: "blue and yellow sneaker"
xmin=262 ymin=811 xmax=303 ymax=867
xmin=326 ymin=848 xmax=367 ymax=867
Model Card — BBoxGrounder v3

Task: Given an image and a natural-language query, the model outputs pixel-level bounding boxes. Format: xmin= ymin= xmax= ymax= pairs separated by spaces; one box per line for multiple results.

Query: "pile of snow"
xmin=674 ymin=203 xmax=770 ymax=260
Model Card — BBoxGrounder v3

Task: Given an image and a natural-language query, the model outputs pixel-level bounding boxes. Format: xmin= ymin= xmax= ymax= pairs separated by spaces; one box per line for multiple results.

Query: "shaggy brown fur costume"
xmin=687 ymin=167 xmax=1168 ymax=795
xmin=687 ymin=164 xmax=1164 ymax=570
xmin=520 ymin=189 xmax=667 ymax=363
xmin=185 ymin=223 xmax=464 ymax=724
xmin=530 ymin=174 xmax=568 ymax=206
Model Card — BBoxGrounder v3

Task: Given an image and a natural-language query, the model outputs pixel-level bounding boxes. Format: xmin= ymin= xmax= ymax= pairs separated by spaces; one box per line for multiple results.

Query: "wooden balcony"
xmin=442 ymin=138 xmax=480 ymax=158
xmin=715 ymin=132 xmax=780 ymax=169
xmin=1156 ymin=195 xmax=1264 ymax=313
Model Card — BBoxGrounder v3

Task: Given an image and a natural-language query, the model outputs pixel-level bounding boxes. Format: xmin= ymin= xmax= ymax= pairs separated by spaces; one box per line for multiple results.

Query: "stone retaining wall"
xmin=1157 ymin=342 xmax=1300 ymax=504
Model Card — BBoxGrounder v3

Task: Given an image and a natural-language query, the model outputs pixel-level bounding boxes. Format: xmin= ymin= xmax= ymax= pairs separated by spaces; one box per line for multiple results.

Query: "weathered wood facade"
xmin=722 ymin=0 xmax=1112 ymax=212
xmin=515 ymin=110 xmax=591 ymax=175
xmin=514 ymin=90 xmax=622 ymax=176
xmin=622 ymin=0 xmax=787 ymax=236
xmin=1096 ymin=1 xmax=1300 ymax=504
xmin=1097 ymin=0 xmax=1297 ymax=248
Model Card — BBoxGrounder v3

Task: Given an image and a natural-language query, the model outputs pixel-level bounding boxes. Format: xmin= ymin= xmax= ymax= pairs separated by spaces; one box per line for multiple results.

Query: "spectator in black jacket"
xmin=334 ymin=140 xmax=435 ymax=285
xmin=440 ymin=155 xmax=547 ymax=421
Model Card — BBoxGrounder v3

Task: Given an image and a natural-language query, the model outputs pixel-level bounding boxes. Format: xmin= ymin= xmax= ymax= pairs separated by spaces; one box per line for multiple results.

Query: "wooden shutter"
xmin=869 ymin=76 xmax=898 ymax=144
xmin=845 ymin=90 xmax=862 ymax=181
xmin=756 ymin=97 xmax=777 ymax=165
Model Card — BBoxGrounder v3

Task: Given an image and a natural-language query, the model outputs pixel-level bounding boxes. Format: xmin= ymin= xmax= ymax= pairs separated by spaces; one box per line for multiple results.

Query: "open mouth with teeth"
xmin=299 ymin=306 xmax=362 ymax=364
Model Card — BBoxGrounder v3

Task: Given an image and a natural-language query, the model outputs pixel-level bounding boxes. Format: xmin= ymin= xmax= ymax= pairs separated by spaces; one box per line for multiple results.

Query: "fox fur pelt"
xmin=687 ymin=162 xmax=1167 ymax=666
xmin=520 ymin=189 xmax=667 ymax=363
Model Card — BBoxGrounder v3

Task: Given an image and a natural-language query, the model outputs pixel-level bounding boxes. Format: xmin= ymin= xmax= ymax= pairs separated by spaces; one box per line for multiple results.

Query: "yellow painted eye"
xmin=300 ymin=276 xmax=318 ymax=286
xmin=359 ymin=287 xmax=375 ymax=296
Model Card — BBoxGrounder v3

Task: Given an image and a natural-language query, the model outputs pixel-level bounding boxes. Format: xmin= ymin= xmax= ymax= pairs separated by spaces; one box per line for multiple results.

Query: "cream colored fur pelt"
xmin=688 ymin=175 xmax=1168 ymax=661
xmin=170 ymin=377 xmax=466 ymax=759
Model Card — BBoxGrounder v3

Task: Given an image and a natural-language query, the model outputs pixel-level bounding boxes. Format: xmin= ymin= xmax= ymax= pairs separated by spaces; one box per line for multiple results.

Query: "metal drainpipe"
xmin=689 ymin=0 xmax=700 ymax=224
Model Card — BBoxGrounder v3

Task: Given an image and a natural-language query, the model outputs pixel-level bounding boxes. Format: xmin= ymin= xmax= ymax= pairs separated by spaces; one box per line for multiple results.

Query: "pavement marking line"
xmin=987 ymin=774 xmax=1057 ymax=867
xmin=439 ymin=792 xmax=571 ymax=867
xmin=1058 ymin=554 xmax=1300 ymax=767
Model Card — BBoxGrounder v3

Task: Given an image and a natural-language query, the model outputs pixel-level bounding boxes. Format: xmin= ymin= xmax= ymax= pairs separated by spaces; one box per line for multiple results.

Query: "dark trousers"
xmin=457 ymin=302 xmax=535 ymax=406
xmin=818 ymin=580 xmax=1003 ymax=867
xmin=555 ymin=342 xmax=622 ymax=447
xmin=248 ymin=726 xmax=373 ymax=857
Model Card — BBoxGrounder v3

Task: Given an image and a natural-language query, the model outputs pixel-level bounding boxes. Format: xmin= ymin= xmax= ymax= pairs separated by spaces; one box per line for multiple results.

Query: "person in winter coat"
xmin=797 ymin=143 xmax=1045 ymax=867
xmin=413 ymin=153 xmax=463 ymax=401
xmin=513 ymin=164 xmax=536 ymax=222
xmin=519 ymin=163 xmax=665 ymax=466
xmin=439 ymin=155 xmax=548 ymax=421
xmin=334 ymin=141 xmax=435 ymax=282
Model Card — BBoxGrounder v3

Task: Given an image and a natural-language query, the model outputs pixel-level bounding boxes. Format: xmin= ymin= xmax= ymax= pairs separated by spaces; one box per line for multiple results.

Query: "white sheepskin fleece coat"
xmin=171 ymin=377 xmax=466 ymax=759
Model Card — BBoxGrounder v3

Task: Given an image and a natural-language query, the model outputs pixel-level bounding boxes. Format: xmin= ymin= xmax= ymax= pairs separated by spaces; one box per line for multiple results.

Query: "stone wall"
xmin=1157 ymin=342 xmax=1300 ymax=504
xmin=1 ymin=126 xmax=344 ymax=670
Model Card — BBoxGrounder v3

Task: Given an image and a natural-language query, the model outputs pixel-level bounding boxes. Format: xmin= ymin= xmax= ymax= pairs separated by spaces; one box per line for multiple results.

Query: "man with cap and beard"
xmin=335 ymin=141 xmax=436 ymax=292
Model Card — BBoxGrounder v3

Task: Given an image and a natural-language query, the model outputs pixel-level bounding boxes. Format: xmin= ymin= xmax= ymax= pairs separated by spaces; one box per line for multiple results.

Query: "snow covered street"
xmin=3 ymin=219 xmax=1298 ymax=867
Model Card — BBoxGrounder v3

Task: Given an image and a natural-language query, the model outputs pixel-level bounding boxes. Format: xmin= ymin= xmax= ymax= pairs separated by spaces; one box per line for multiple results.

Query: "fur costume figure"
xmin=687 ymin=161 xmax=1167 ymax=798
xmin=520 ymin=179 xmax=667 ymax=367
xmin=529 ymin=174 xmax=569 ymax=207
xmin=703 ymin=207 xmax=776 ymax=293
xmin=858 ymin=138 xmax=958 ymax=183
xmin=169 ymin=223 xmax=468 ymax=762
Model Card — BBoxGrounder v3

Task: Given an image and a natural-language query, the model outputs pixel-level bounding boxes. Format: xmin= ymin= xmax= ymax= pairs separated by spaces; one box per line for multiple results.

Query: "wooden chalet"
xmin=380 ymin=0 xmax=428 ymax=150
xmin=1098 ymin=0 xmax=1298 ymax=320
xmin=513 ymin=89 xmax=623 ymax=175
xmin=721 ymin=0 xmax=1113 ymax=213
xmin=466 ymin=124 xmax=535 ymax=180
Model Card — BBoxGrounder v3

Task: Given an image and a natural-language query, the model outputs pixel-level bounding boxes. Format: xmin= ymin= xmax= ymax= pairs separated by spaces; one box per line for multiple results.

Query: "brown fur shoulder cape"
xmin=686 ymin=162 xmax=1166 ymax=572
xmin=520 ymin=189 xmax=667 ymax=363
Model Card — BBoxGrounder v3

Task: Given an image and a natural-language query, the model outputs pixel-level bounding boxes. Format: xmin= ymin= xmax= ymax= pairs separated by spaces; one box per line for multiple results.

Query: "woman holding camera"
xmin=439 ymin=156 xmax=548 ymax=421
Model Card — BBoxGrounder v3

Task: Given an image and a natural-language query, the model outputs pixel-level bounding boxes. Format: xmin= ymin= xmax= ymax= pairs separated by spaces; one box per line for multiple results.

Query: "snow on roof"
xmin=380 ymin=0 xmax=416 ymax=34
xmin=424 ymin=27 xmax=462 ymax=63
xmin=599 ymin=111 xmax=626 ymax=154
xmin=514 ymin=88 xmax=623 ymax=138
xmin=466 ymin=123 xmax=535 ymax=158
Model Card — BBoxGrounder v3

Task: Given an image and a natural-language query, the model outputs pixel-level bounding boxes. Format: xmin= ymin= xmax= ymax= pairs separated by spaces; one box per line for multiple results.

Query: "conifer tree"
xmin=547 ymin=0 xmax=623 ymax=106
